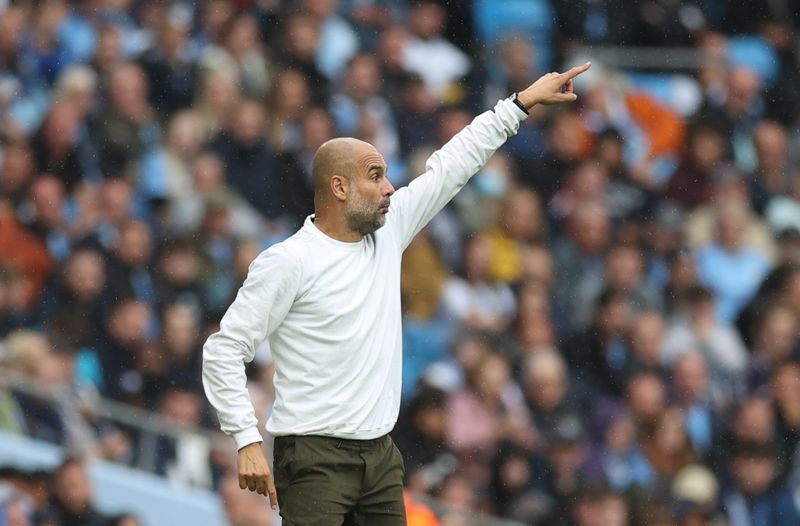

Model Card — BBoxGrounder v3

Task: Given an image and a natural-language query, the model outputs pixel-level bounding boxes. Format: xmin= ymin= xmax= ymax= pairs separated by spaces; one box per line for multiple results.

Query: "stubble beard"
xmin=346 ymin=192 xmax=386 ymax=236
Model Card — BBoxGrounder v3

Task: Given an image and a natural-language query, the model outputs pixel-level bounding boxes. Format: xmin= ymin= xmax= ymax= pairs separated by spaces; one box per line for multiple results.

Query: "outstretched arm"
xmin=387 ymin=62 xmax=591 ymax=249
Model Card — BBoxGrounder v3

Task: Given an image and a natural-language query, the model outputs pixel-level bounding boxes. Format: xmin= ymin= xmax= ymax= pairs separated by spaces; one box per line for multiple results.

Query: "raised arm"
xmin=388 ymin=62 xmax=591 ymax=249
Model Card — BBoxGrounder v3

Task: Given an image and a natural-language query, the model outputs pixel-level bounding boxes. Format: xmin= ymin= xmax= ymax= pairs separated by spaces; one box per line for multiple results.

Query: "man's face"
xmin=345 ymin=146 xmax=393 ymax=235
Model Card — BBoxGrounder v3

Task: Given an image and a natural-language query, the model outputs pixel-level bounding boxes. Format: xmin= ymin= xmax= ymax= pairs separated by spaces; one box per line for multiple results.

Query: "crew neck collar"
xmin=304 ymin=215 xmax=365 ymax=249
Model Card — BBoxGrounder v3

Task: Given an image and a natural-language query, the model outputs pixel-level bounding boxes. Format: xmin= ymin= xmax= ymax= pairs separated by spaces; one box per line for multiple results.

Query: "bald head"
xmin=310 ymin=136 xmax=394 ymax=239
xmin=312 ymin=137 xmax=377 ymax=196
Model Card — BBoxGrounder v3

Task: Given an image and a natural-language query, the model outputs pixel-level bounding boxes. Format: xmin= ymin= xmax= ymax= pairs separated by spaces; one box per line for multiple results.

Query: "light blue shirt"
xmin=696 ymin=244 xmax=770 ymax=323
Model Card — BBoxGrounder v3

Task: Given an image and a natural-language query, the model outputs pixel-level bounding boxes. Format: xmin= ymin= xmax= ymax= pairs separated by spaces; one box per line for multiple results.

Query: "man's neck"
xmin=312 ymin=214 xmax=363 ymax=243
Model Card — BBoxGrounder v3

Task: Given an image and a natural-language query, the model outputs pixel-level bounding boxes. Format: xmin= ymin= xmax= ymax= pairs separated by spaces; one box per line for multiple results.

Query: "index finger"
xmin=267 ymin=476 xmax=278 ymax=509
xmin=562 ymin=61 xmax=592 ymax=80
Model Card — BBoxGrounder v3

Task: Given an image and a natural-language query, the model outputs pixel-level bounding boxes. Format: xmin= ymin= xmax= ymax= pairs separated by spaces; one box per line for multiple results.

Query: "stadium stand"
xmin=2 ymin=0 xmax=800 ymax=525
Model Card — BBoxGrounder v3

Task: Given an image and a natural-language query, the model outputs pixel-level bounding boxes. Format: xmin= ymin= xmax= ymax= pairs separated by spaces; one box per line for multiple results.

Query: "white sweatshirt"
xmin=202 ymin=99 xmax=526 ymax=449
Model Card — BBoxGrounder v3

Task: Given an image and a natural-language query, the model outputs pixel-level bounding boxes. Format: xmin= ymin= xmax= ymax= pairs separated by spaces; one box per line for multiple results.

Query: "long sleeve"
xmin=387 ymin=98 xmax=527 ymax=250
xmin=202 ymin=245 xmax=302 ymax=449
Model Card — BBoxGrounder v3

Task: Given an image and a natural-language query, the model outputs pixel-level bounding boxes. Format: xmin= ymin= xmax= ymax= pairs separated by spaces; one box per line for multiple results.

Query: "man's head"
xmin=52 ymin=458 xmax=93 ymax=515
xmin=312 ymin=137 xmax=394 ymax=236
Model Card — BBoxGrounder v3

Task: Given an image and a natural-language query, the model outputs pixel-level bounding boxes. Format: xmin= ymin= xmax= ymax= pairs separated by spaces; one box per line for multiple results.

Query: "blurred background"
xmin=0 ymin=0 xmax=800 ymax=525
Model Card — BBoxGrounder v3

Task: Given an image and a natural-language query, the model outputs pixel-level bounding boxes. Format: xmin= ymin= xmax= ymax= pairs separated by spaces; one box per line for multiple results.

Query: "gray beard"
xmin=346 ymin=207 xmax=386 ymax=235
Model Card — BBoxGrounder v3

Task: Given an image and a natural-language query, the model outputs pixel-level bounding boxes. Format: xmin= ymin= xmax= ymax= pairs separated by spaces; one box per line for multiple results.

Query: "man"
xmin=202 ymin=62 xmax=591 ymax=524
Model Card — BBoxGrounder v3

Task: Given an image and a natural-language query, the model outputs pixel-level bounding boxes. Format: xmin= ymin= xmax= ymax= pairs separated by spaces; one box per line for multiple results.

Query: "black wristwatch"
xmin=509 ymin=92 xmax=529 ymax=115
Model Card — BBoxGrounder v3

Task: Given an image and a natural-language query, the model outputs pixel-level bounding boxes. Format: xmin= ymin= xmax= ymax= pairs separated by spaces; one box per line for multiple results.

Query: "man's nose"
xmin=383 ymin=179 xmax=395 ymax=196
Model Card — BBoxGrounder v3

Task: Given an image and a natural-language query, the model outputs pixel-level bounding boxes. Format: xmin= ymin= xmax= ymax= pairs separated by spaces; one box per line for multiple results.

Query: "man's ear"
xmin=331 ymin=175 xmax=349 ymax=201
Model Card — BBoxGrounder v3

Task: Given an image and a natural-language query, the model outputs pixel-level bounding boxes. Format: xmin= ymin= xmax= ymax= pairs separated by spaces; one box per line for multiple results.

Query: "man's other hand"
xmin=517 ymin=62 xmax=592 ymax=108
xmin=237 ymin=441 xmax=278 ymax=509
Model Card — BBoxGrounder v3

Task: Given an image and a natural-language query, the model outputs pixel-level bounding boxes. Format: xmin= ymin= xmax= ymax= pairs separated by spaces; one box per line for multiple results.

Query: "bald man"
xmin=203 ymin=62 xmax=591 ymax=525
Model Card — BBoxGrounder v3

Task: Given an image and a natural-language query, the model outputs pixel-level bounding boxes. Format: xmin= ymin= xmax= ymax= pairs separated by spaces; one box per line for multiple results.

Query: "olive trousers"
xmin=273 ymin=434 xmax=407 ymax=525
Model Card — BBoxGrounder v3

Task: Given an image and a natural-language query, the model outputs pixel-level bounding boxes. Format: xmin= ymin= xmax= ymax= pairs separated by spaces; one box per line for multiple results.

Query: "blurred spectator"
xmin=695 ymin=201 xmax=772 ymax=322
xmin=566 ymin=288 xmax=634 ymax=397
xmin=139 ymin=6 xmax=198 ymax=117
xmin=570 ymin=485 xmax=630 ymax=526
xmin=749 ymin=121 xmax=792 ymax=215
xmin=445 ymin=350 xmax=533 ymax=473
xmin=641 ymin=407 xmax=695 ymax=484
xmin=662 ymin=285 xmax=748 ymax=398
xmin=584 ymin=401 xmax=654 ymax=491
xmin=89 ymin=62 xmax=160 ymax=180
xmin=572 ymin=242 xmax=663 ymax=329
xmin=212 ymin=99 xmax=311 ymax=227
xmin=2 ymin=2 xmax=800 ymax=524
xmin=305 ymin=0 xmax=359 ymax=80
xmin=330 ymin=53 xmax=399 ymax=166
xmin=393 ymin=386 xmax=456 ymax=494
xmin=105 ymin=220 xmax=155 ymax=305
xmin=31 ymin=103 xmax=85 ymax=191
xmin=442 ymin=234 xmax=516 ymax=334
xmin=402 ymin=0 xmax=470 ymax=101
xmin=666 ymin=119 xmax=730 ymax=210
xmin=40 ymin=458 xmax=111 ymax=526
xmin=0 ymin=198 xmax=54 ymax=309
xmin=96 ymin=298 xmax=152 ymax=403
xmin=265 ymin=68 xmax=310 ymax=153
xmin=721 ymin=441 xmax=800 ymax=526
xmin=747 ymin=302 xmax=799 ymax=390
xmin=670 ymin=353 xmax=718 ymax=456
xmin=201 ymin=12 xmax=270 ymax=99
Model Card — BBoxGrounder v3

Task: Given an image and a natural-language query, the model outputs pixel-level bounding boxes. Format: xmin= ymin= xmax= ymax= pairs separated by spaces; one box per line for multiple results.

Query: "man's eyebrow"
xmin=368 ymin=164 xmax=385 ymax=172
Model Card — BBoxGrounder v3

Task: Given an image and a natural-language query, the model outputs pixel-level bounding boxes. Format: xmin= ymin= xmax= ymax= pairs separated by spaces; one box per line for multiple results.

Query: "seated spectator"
xmin=671 ymin=353 xmax=720 ymax=456
xmin=747 ymin=303 xmax=799 ymax=390
xmin=684 ymin=165 xmax=778 ymax=262
xmin=572 ymin=242 xmax=663 ymax=330
xmin=393 ymin=386 xmax=455 ymax=495
xmin=329 ymin=53 xmax=399 ymax=166
xmin=304 ymin=0 xmax=359 ymax=80
xmin=104 ymin=220 xmax=156 ymax=306
xmin=442 ymin=234 xmax=516 ymax=334
xmin=89 ymin=63 xmax=160 ymax=180
xmin=662 ymin=285 xmax=748 ymax=398
xmin=584 ymin=401 xmax=654 ymax=491
xmin=521 ymin=349 xmax=587 ymax=434
xmin=666 ymin=119 xmax=731 ymax=210
xmin=39 ymin=458 xmax=112 ymax=526
xmin=770 ymin=362 xmax=800 ymax=477
xmin=721 ymin=441 xmax=800 ymax=526
xmin=641 ymin=407 xmax=696 ymax=485
xmin=402 ymin=0 xmax=470 ymax=101
xmin=695 ymin=201 xmax=772 ymax=322
xmin=566 ymin=288 xmax=635 ymax=397
xmin=482 ymin=186 xmax=545 ymax=284
xmin=445 ymin=350 xmax=532 ymax=472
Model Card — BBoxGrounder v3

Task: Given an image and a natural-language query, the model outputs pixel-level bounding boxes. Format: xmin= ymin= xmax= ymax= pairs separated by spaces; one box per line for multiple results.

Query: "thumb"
xmin=556 ymin=92 xmax=578 ymax=102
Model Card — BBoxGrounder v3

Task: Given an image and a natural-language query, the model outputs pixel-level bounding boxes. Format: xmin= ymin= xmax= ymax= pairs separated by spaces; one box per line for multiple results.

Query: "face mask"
xmin=474 ymin=168 xmax=507 ymax=197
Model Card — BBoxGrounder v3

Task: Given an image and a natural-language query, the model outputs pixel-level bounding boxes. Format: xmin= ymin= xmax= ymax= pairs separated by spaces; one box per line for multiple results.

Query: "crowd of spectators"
xmin=0 ymin=0 xmax=800 ymax=525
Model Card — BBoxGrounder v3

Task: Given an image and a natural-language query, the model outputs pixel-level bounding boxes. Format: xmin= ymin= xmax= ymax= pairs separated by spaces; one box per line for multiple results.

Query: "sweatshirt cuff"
xmin=499 ymin=98 xmax=529 ymax=122
xmin=233 ymin=427 xmax=264 ymax=450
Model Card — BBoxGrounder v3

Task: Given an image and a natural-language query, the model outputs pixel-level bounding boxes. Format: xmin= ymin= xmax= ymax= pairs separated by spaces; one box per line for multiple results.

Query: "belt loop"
xmin=336 ymin=439 xmax=343 ymax=448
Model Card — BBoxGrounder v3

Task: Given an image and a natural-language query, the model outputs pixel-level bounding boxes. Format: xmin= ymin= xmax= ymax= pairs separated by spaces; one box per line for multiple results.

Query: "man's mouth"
xmin=379 ymin=201 xmax=390 ymax=213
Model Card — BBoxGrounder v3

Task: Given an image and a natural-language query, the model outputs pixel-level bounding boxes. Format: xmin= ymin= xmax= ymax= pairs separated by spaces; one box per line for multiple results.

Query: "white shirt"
xmin=202 ymin=99 xmax=526 ymax=449
xmin=403 ymin=37 xmax=471 ymax=99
